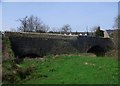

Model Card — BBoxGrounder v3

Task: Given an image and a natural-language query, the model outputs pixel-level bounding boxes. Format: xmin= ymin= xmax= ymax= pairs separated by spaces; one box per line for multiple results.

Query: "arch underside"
xmin=20 ymin=53 xmax=42 ymax=58
xmin=87 ymin=45 xmax=106 ymax=56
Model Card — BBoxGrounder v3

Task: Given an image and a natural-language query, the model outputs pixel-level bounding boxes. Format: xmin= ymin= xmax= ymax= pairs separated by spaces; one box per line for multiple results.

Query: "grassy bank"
xmin=9 ymin=55 xmax=118 ymax=84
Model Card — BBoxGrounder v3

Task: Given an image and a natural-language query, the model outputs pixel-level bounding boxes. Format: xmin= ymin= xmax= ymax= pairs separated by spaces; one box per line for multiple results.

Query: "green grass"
xmin=18 ymin=55 xmax=119 ymax=84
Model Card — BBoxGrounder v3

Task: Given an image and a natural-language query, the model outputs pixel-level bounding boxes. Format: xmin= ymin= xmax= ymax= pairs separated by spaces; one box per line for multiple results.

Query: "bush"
xmin=111 ymin=30 xmax=120 ymax=59
xmin=95 ymin=27 xmax=104 ymax=37
xmin=2 ymin=36 xmax=15 ymax=61
xmin=105 ymin=50 xmax=118 ymax=59
xmin=2 ymin=60 xmax=35 ymax=84
xmin=16 ymin=65 xmax=35 ymax=80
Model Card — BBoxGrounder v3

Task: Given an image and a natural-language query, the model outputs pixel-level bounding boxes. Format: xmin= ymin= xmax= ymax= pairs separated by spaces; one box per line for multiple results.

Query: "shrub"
xmin=16 ymin=65 xmax=35 ymax=80
xmin=95 ymin=26 xmax=104 ymax=37
xmin=2 ymin=36 xmax=15 ymax=61
xmin=2 ymin=60 xmax=35 ymax=84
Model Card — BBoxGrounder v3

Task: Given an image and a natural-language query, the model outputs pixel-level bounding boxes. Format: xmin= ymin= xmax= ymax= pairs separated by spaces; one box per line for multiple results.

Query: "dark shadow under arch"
xmin=14 ymin=53 xmax=42 ymax=64
xmin=87 ymin=45 xmax=106 ymax=57
xmin=21 ymin=53 xmax=41 ymax=58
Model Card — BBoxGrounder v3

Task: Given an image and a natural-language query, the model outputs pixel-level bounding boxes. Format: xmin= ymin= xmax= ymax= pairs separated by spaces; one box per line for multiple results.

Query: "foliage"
xmin=2 ymin=60 xmax=35 ymax=84
xmin=94 ymin=26 xmax=104 ymax=37
xmin=2 ymin=36 xmax=14 ymax=60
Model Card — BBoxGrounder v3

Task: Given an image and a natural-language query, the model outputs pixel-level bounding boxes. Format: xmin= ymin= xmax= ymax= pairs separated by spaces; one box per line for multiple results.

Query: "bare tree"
xmin=10 ymin=28 xmax=16 ymax=32
xmin=18 ymin=16 xmax=28 ymax=32
xmin=61 ymin=24 xmax=71 ymax=33
xmin=113 ymin=15 xmax=120 ymax=29
xmin=90 ymin=26 xmax=99 ymax=32
xmin=52 ymin=28 xmax=58 ymax=32
xmin=17 ymin=15 xmax=49 ymax=32
xmin=27 ymin=15 xmax=35 ymax=32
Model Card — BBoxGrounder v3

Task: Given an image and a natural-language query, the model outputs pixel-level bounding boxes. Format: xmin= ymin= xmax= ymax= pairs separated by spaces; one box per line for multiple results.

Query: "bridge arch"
xmin=87 ymin=45 xmax=106 ymax=56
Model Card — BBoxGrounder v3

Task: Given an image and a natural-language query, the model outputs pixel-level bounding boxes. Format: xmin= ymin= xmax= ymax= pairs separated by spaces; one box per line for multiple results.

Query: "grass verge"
xmin=15 ymin=55 xmax=119 ymax=84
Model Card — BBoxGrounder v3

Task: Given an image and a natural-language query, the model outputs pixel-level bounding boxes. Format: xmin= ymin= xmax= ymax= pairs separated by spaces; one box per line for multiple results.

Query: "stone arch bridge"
xmin=5 ymin=32 xmax=114 ymax=58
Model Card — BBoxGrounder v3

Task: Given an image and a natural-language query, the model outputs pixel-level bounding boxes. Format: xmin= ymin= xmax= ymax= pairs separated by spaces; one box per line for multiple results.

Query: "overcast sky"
xmin=0 ymin=1 xmax=118 ymax=32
